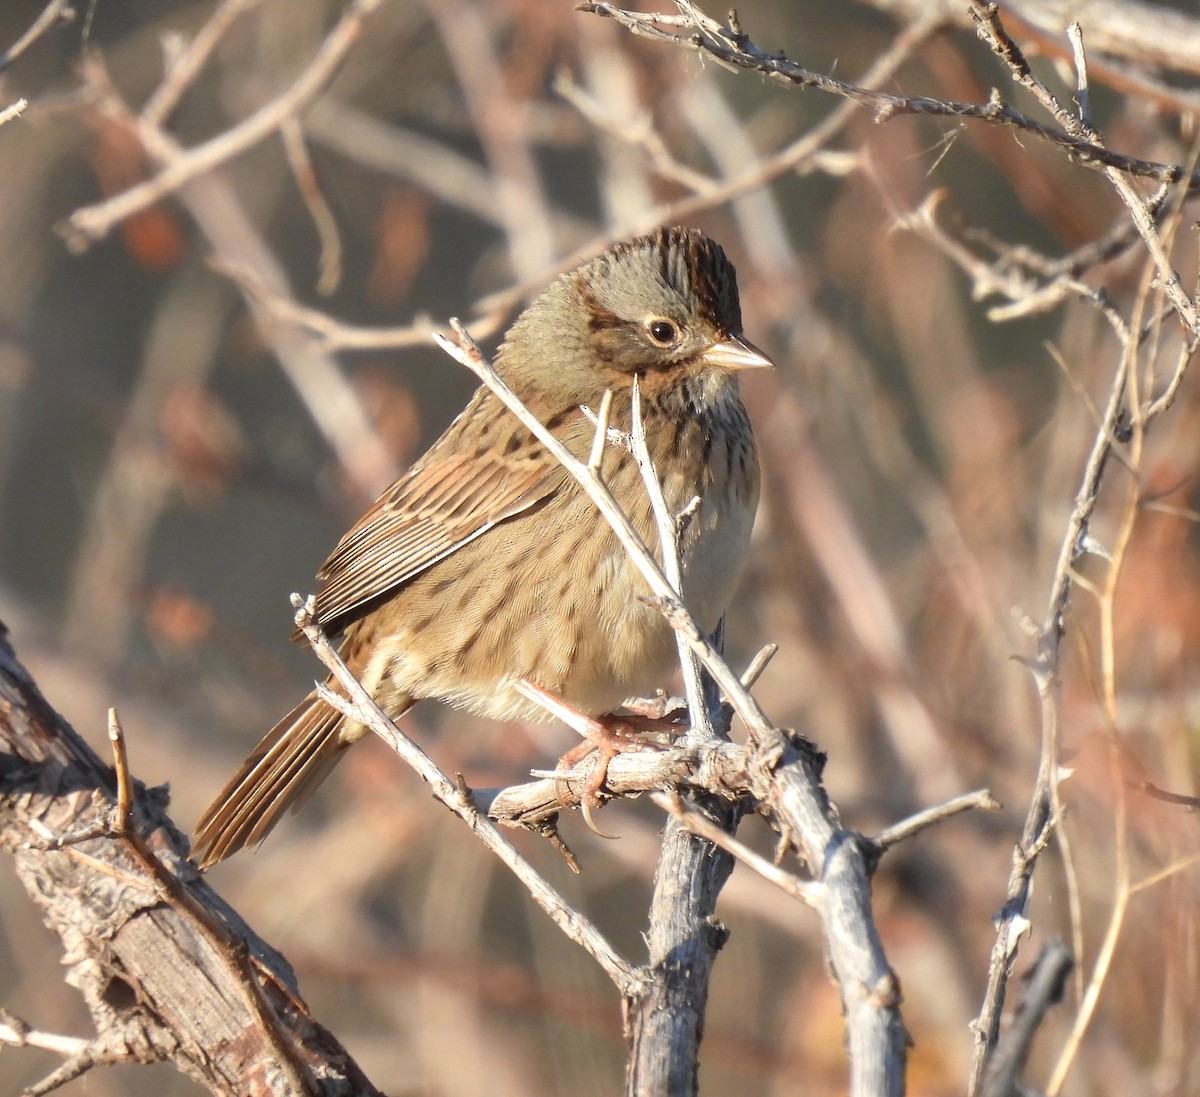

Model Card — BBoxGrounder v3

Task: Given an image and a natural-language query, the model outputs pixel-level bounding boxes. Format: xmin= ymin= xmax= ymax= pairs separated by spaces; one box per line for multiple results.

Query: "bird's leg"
xmin=514 ymin=680 xmax=672 ymax=809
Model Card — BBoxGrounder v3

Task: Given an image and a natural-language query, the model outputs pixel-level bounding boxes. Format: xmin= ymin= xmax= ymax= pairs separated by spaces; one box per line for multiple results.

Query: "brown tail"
xmin=192 ymin=691 xmax=348 ymax=868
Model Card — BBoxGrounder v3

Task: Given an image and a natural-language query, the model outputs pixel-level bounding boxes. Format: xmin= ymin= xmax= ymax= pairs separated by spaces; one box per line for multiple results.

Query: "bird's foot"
xmin=555 ymin=714 xmax=660 ymax=808
xmin=514 ymin=680 xmax=672 ymax=815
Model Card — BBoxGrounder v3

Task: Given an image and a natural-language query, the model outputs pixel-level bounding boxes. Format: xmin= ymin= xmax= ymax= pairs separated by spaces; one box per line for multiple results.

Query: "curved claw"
xmin=579 ymin=797 xmax=618 ymax=840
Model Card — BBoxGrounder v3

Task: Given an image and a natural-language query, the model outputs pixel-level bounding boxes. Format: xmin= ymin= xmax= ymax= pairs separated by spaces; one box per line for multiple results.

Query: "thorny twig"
xmin=581 ymin=1 xmax=1200 ymax=189
xmin=963 ymin=13 xmax=1197 ymax=1088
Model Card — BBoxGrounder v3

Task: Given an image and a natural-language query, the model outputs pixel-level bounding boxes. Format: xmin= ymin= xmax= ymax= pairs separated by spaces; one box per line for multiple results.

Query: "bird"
xmin=192 ymin=226 xmax=771 ymax=868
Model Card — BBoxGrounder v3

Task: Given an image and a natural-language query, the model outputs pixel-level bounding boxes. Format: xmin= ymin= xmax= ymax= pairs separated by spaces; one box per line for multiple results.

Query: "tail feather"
xmin=193 ymin=692 xmax=347 ymax=868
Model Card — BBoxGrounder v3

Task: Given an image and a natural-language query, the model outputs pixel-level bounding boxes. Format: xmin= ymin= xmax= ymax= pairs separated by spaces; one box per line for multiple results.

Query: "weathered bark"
xmin=0 ymin=620 xmax=382 ymax=1096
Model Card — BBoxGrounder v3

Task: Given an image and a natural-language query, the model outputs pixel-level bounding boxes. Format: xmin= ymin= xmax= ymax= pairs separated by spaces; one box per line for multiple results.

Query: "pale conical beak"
xmin=700 ymin=333 xmax=775 ymax=371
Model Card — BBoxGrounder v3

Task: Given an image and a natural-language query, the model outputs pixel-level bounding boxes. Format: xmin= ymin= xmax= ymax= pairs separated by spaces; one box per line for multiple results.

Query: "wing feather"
xmin=310 ymin=439 xmax=567 ymax=638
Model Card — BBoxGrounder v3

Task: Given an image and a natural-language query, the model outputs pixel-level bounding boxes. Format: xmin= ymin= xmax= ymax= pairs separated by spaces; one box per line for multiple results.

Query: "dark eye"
xmin=647 ymin=319 xmax=678 ymax=345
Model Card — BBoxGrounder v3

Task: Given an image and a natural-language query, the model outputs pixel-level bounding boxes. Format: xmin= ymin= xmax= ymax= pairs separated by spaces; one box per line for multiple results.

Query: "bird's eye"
xmin=647 ymin=319 xmax=678 ymax=345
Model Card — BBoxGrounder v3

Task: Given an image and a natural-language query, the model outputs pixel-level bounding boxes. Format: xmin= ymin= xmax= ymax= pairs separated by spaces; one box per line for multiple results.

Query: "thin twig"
xmin=872 ymin=789 xmax=1001 ymax=853
xmin=963 ymin=226 xmax=1136 ymax=1085
xmin=220 ymin=17 xmax=936 ymax=367
xmin=0 ymin=1011 xmax=89 ymax=1057
xmin=1134 ymin=780 xmax=1200 ymax=810
xmin=653 ymin=791 xmax=819 ymax=906
xmin=280 ymin=117 xmax=343 ymax=295
xmin=16 ymin=1037 xmax=133 ymax=1097
xmin=554 ymin=70 xmax=718 ymax=195
xmin=1067 ymin=22 xmax=1091 ymax=127
xmin=107 ymin=708 xmax=132 ymax=833
xmin=972 ymin=7 xmax=1200 ymax=338
xmin=740 ymin=643 xmax=777 ymax=688
xmin=0 ymin=99 xmax=28 ymax=126
xmin=0 ymin=0 xmax=73 ymax=75
xmin=980 ymin=940 xmax=1074 ymax=1097
xmin=141 ymin=0 xmax=263 ymax=127
xmin=630 ymin=375 xmax=712 ymax=739
xmin=75 ymin=48 xmax=397 ymax=498
xmin=587 ymin=388 xmax=614 ymax=473
xmin=291 ymin=595 xmax=640 ymax=995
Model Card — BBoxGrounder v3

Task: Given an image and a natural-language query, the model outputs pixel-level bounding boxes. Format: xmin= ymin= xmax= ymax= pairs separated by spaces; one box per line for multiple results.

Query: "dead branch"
xmin=0 ymin=621 xmax=382 ymax=1096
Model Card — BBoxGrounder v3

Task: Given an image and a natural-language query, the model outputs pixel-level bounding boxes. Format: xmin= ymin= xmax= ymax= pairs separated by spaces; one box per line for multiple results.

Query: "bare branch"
xmin=280 ymin=117 xmax=343 ymax=295
xmin=0 ymin=1011 xmax=89 ymax=1059
xmin=291 ymin=594 xmax=641 ymax=996
xmin=970 ymin=5 xmax=1200 ymax=338
xmin=580 ymin=1 xmax=1200 ymax=187
xmin=0 ymin=99 xmax=27 ymax=126
xmin=872 ymin=789 xmax=1002 ymax=853
xmin=980 ymin=940 xmax=1074 ymax=1097
xmin=653 ymin=790 xmax=820 ymax=907
xmin=141 ymin=0 xmax=264 ymax=128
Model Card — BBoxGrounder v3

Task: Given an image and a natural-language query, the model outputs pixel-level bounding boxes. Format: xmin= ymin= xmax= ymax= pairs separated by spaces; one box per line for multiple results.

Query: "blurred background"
xmin=2 ymin=0 xmax=1200 ymax=1094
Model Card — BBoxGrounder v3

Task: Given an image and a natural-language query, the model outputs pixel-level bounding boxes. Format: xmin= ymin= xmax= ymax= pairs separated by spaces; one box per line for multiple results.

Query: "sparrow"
xmin=193 ymin=226 xmax=770 ymax=867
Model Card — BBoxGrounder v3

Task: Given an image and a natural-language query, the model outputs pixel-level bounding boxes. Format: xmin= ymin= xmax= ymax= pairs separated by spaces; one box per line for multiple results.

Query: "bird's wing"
xmin=308 ymin=425 xmax=569 ymax=638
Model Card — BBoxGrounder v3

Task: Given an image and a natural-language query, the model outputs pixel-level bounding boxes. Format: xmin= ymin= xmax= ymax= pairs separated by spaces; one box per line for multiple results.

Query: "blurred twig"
xmin=234 ymin=11 xmax=939 ymax=370
xmin=280 ymin=117 xmax=343 ymax=295
xmin=304 ymin=98 xmax=593 ymax=241
xmin=141 ymin=0 xmax=264 ymax=128
xmin=981 ymin=940 xmax=1074 ymax=1097
xmin=0 ymin=99 xmax=27 ymax=126
xmin=65 ymin=0 xmax=385 ymax=248
xmin=424 ymin=0 xmax=555 ymax=278
xmin=75 ymin=36 xmax=398 ymax=498
xmin=0 ymin=0 xmax=73 ymax=76
xmin=554 ymin=70 xmax=718 ymax=195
